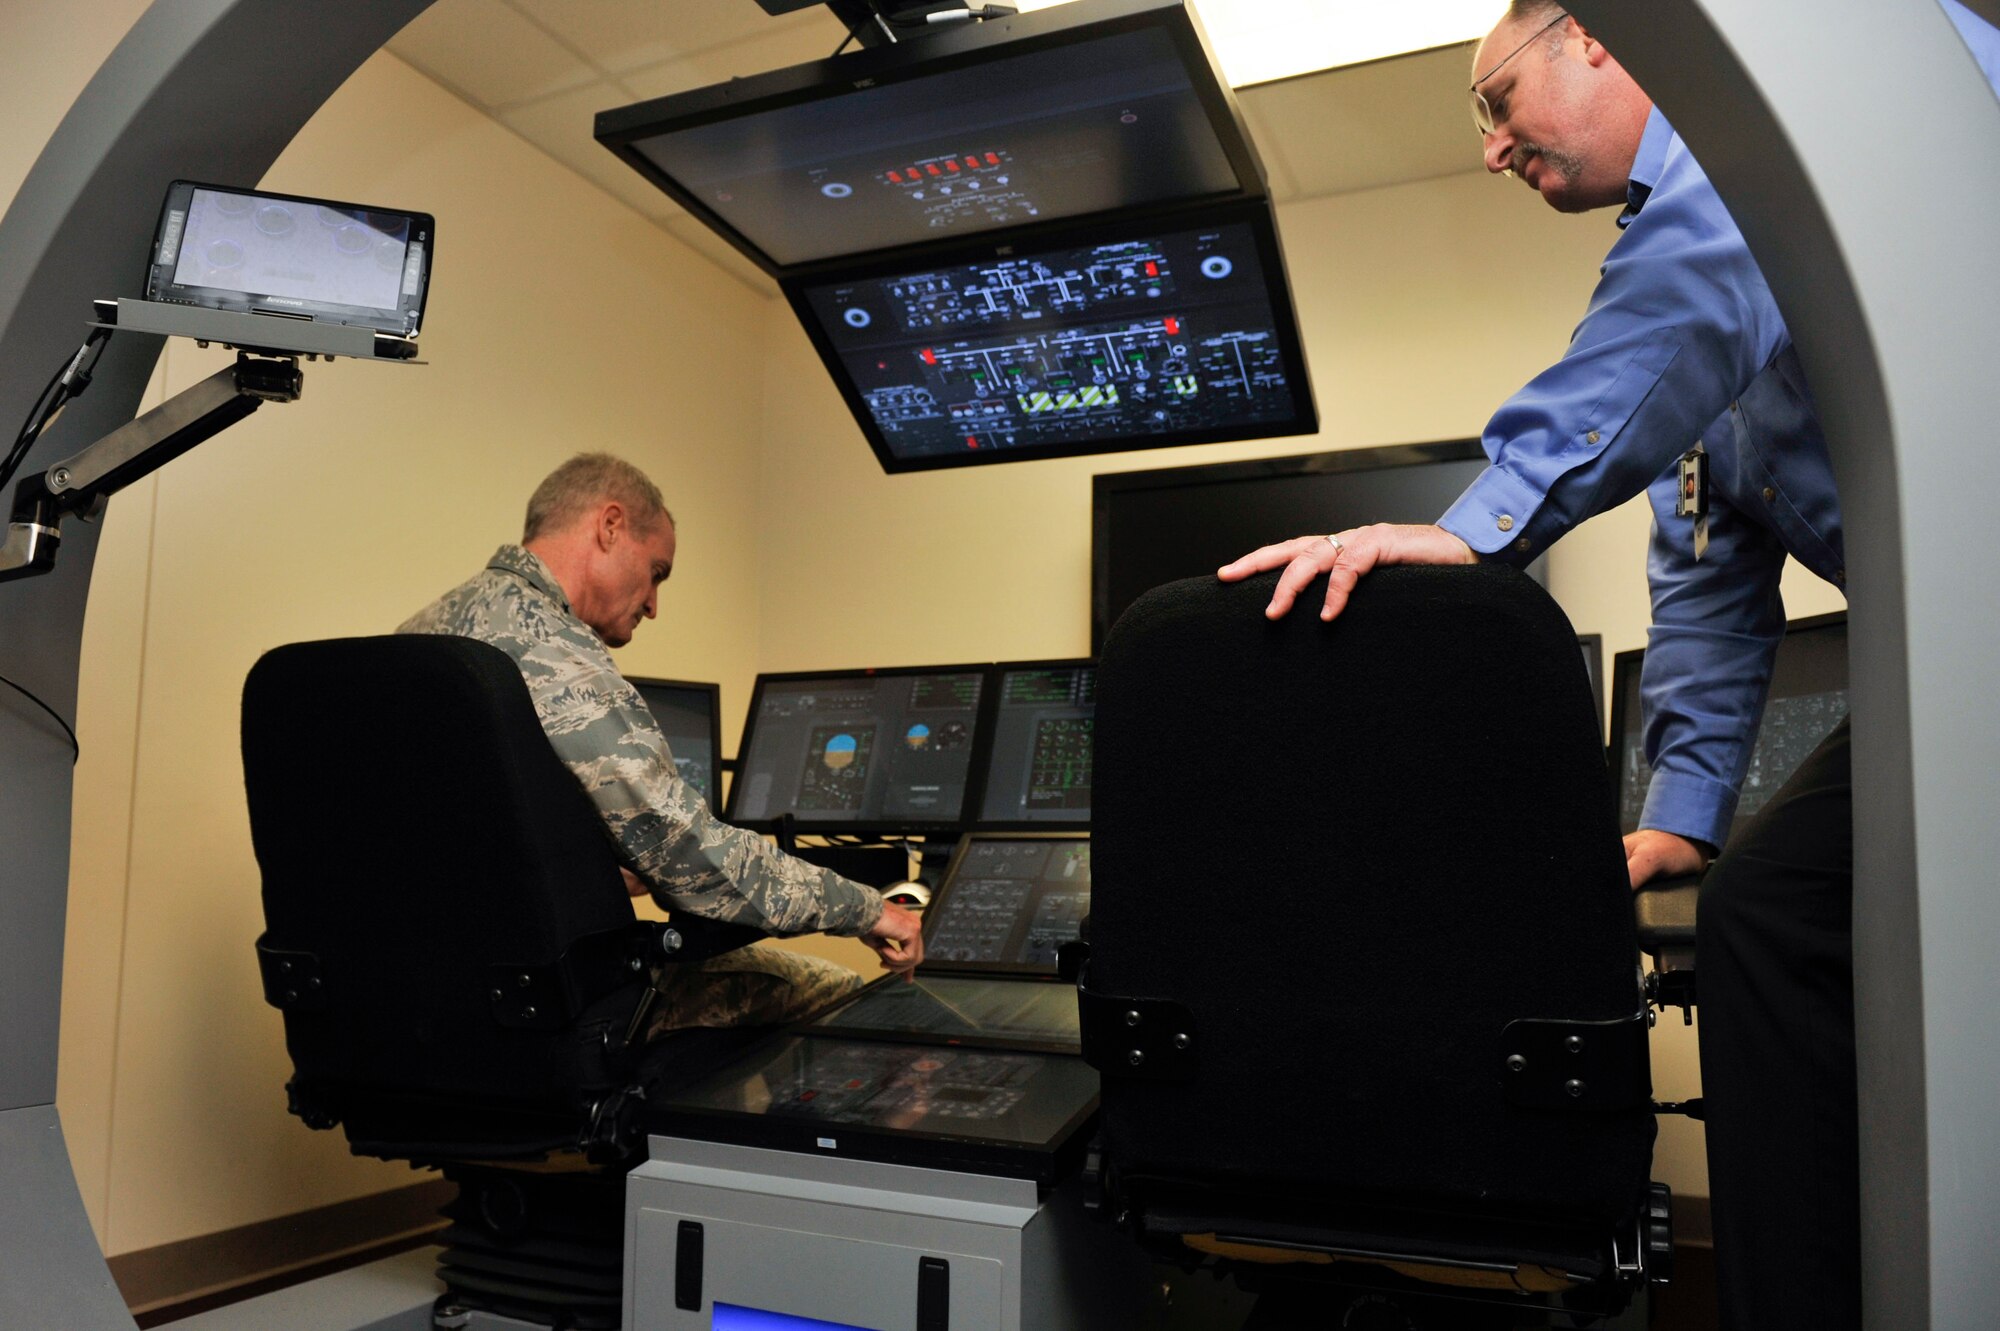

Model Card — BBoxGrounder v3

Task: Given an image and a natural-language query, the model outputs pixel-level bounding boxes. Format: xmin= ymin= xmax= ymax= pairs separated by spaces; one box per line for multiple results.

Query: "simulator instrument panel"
xmin=728 ymin=668 xmax=985 ymax=830
xmin=978 ymin=663 xmax=1095 ymax=825
xmin=800 ymin=219 xmax=1301 ymax=466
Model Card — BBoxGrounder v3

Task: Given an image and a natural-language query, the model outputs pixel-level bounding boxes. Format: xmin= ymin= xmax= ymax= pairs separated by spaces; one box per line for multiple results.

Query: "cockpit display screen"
xmin=978 ymin=664 xmax=1094 ymax=825
xmin=620 ymin=25 xmax=1236 ymax=268
xmin=795 ymin=212 xmax=1311 ymax=469
xmin=924 ymin=835 xmax=1091 ymax=974
xmin=727 ymin=667 xmax=986 ymax=832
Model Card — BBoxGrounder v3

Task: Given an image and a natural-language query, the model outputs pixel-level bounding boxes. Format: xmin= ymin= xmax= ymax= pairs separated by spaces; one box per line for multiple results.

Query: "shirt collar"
xmin=487 ymin=544 xmax=572 ymax=613
xmin=1619 ymin=105 xmax=1676 ymax=229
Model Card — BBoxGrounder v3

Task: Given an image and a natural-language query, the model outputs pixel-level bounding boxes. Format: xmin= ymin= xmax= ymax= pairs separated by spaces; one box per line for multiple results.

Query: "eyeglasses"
xmin=1469 ymin=10 xmax=1569 ymax=136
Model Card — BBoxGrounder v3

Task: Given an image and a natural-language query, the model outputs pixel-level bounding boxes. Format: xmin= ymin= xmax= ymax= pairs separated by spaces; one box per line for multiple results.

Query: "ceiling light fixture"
xmin=1007 ymin=0 xmax=1503 ymax=87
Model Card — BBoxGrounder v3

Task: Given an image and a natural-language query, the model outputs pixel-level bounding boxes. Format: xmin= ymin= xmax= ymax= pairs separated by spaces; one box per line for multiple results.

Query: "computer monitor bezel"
xmin=592 ymin=0 xmax=1268 ymax=281
xmin=973 ymin=660 xmax=1097 ymax=830
xmin=782 ymin=195 xmax=1316 ymax=474
xmin=724 ymin=662 xmax=997 ymax=836
xmin=626 ymin=675 xmax=725 ymax=809
xmin=1607 ymin=609 xmax=1848 ymax=837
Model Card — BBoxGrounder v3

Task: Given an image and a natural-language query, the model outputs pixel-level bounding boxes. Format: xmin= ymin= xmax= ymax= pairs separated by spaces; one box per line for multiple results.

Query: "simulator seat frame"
xmin=1072 ymin=568 xmax=1693 ymax=1326
xmin=242 ymin=635 xmax=766 ymax=1328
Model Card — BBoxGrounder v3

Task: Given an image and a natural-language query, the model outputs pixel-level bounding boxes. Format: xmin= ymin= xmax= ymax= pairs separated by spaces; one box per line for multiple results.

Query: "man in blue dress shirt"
xmin=1222 ymin=3 xmax=2000 ymax=1327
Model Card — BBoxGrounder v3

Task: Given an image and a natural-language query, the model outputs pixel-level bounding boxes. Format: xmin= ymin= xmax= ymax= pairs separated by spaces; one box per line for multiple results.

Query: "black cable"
xmin=0 ymin=328 xmax=112 ymax=495
xmin=0 ymin=352 xmax=73 ymax=493
xmin=0 ymin=670 xmax=80 ymax=762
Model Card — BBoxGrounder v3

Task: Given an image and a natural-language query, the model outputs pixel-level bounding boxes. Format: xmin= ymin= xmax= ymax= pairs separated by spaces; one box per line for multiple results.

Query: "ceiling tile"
xmin=508 ymin=0 xmax=841 ymax=76
xmin=387 ymin=0 xmax=599 ymax=110
xmin=657 ymin=214 xmax=778 ymax=297
xmin=497 ymin=83 xmax=687 ymax=220
xmin=1237 ymin=43 xmax=1484 ymax=201
xmin=612 ymin=21 xmax=852 ymax=104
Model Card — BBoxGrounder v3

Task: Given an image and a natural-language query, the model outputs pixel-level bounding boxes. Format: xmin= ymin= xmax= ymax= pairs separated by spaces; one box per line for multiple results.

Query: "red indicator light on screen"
xmin=921 ymin=348 xmax=937 ymax=365
xmin=985 ymin=152 xmax=1000 ymax=165
xmin=888 ymin=170 xmax=903 ymax=183
xmin=1145 ymin=261 xmax=1159 ymax=277
xmin=945 ymin=159 xmax=960 ymax=172
xmin=966 ymin=436 xmax=980 ymax=449
xmin=965 ymin=157 xmax=980 ymax=170
xmin=926 ymin=163 xmax=942 ymax=176
xmin=1164 ymin=317 xmax=1180 ymax=335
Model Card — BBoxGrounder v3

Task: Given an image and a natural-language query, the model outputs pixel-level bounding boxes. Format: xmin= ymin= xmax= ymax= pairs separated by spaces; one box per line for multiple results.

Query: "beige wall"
xmin=40 ymin=31 xmax=774 ymax=1253
xmin=20 ymin=2 xmax=1854 ymax=1261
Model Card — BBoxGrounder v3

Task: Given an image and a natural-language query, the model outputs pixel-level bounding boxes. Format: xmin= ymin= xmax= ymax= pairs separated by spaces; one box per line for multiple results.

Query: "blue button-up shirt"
xmin=1439 ymin=0 xmax=2000 ymax=848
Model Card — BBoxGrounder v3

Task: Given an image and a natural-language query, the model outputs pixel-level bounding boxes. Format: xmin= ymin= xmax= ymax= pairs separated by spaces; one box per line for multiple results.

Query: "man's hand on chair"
xmin=863 ymin=902 xmax=925 ymax=980
xmin=1218 ymin=523 xmax=1478 ymax=622
xmin=1624 ymin=829 xmax=1709 ymax=889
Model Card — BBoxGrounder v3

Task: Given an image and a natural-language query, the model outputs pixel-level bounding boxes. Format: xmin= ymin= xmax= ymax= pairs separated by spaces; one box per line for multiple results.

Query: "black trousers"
xmin=1698 ymin=716 xmax=1858 ymax=1330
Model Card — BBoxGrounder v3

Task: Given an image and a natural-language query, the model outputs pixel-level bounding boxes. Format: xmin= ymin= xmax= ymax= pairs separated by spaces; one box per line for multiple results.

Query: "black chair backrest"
xmin=242 ymin=635 xmax=645 ymax=1140
xmin=1092 ymin=568 xmax=1652 ymax=1224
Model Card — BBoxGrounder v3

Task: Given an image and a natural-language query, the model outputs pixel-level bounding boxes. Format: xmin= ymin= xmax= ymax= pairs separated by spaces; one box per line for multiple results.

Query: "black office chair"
xmin=242 ymin=634 xmax=764 ymax=1329
xmin=1075 ymin=567 xmax=1677 ymax=1327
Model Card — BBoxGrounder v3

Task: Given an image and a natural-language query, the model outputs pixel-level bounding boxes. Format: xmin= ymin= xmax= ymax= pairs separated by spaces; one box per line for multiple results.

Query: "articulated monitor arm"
xmin=0 ymin=353 xmax=302 ymax=584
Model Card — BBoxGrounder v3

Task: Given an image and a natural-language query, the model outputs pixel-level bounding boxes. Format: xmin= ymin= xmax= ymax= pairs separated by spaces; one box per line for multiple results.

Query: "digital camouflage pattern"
xmin=399 ymin=545 xmax=885 ymax=938
xmin=643 ymin=947 xmax=865 ymax=1037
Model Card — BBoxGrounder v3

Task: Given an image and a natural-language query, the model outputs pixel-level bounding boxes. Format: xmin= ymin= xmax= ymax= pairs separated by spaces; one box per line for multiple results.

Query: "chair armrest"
xmin=654 ymin=918 xmax=766 ymax=965
xmin=1633 ymin=874 xmax=1700 ymax=958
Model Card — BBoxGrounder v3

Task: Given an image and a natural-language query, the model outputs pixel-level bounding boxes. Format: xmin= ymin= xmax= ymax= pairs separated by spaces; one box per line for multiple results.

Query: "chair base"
xmin=432 ymin=1164 xmax=626 ymax=1330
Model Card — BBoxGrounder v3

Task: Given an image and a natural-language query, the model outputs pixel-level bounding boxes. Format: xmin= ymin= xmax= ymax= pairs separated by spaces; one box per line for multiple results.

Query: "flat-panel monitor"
xmin=594 ymin=0 xmax=1262 ymax=275
xmin=921 ymin=833 xmax=1092 ymax=975
xmin=976 ymin=662 xmax=1095 ymax=826
xmin=628 ymin=676 xmax=723 ymax=806
xmin=651 ymin=1035 xmax=1098 ymax=1182
xmin=1609 ymin=612 xmax=1848 ymax=839
xmin=146 ymin=180 xmax=432 ymax=337
xmin=725 ymin=666 xmax=988 ymax=833
xmin=1577 ymin=633 xmax=1604 ymax=737
xmin=788 ymin=202 xmax=1314 ymax=472
xmin=802 ymin=975 xmax=1082 ymax=1054
xmin=1092 ymin=440 xmax=1543 ymax=652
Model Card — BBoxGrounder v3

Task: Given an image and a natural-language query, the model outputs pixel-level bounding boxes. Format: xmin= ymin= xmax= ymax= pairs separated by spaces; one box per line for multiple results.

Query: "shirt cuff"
xmin=1639 ymin=767 xmax=1737 ymax=851
xmin=818 ymin=875 xmax=885 ymax=937
xmin=1437 ymin=466 xmax=1546 ymax=562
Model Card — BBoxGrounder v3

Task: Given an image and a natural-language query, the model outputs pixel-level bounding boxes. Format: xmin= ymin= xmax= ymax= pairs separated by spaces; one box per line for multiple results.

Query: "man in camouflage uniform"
xmin=400 ymin=453 xmax=923 ymax=1034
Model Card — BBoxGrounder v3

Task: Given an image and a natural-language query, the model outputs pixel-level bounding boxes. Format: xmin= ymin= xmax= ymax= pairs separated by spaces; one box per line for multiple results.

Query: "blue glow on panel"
xmin=712 ymin=1304 xmax=879 ymax=1331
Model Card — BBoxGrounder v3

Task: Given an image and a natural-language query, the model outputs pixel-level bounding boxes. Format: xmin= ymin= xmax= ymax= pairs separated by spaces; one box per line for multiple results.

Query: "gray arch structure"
xmin=0 ymin=0 xmax=1994 ymax=1325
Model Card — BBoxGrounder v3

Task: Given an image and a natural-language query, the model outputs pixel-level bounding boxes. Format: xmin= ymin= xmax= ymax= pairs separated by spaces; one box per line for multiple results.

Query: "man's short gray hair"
xmin=522 ymin=453 xmax=674 ymax=542
xmin=1507 ymin=1 xmax=1566 ymax=23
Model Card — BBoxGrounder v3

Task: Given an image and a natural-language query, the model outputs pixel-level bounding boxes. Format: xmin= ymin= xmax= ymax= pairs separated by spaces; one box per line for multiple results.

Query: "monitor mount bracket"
xmin=0 ymin=350 xmax=302 ymax=585
xmin=816 ymin=1 xmax=1018 ymax=49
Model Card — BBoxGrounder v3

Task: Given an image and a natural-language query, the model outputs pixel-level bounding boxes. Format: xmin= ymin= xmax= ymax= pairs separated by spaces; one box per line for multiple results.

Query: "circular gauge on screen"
xmin=931 ymin=721 xmax=968 ymax=750
xmin=254 ymin=204 xmax=296 ymax=237
xmin=204 ymin=238 xmax=244 ymax=270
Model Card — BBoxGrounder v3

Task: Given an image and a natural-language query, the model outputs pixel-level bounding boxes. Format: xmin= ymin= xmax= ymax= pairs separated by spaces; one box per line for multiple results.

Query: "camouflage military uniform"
xmin=400 ymin=545 xmax=875 ymax=1030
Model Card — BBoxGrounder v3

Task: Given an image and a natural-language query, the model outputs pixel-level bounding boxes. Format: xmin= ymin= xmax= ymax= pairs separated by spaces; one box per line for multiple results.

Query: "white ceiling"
xmin=386 ymin=0 xmax=1487 ymax=294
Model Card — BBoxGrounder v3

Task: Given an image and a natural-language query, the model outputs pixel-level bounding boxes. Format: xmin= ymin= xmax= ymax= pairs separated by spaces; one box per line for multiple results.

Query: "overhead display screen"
xmin=798 ymin=214 xmax=1309 ymax=469
xmin=1612 ymin=615 xmax=1848 ymax=837
xmin=727 ymin=669 xmax=986 ymax=831
xmin=618 ymin=24 xmax=1237 ymax=268
xmin=978 ymin=664 xmax=1095 ymax=825
xmin=925 ymin=836 xmax=1091 ymax=972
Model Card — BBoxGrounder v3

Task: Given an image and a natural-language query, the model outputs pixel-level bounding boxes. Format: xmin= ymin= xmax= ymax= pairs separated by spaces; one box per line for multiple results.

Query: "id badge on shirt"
xmin=1677 ymin=445 xmax=1709 ymax=560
